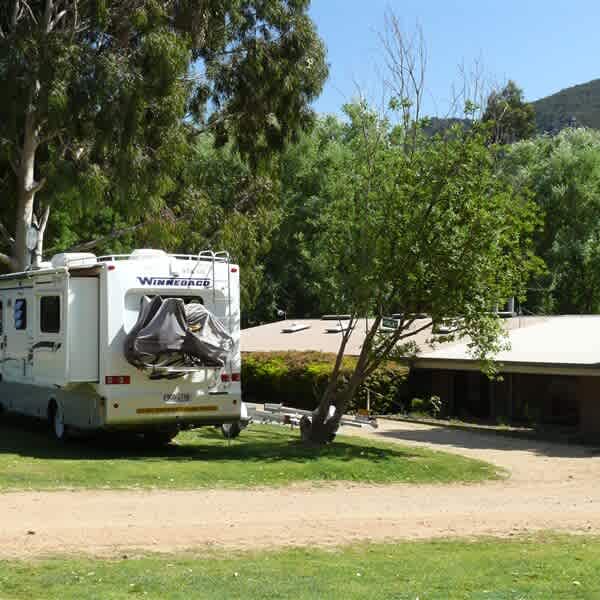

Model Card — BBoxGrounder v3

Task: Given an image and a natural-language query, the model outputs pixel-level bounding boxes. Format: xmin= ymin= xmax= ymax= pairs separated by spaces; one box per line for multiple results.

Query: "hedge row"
xmin=241 ymin=351 xmax=409 ymax=414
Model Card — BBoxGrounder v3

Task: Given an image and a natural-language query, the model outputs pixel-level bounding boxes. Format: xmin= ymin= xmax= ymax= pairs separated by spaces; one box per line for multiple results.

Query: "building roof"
xmin=241 ymin=318 xmax=382 ymax=356
xmin=241 ymin=315 xmax=600 ymax=375
xmin=416 ymin=315 xmax=600 ymax=375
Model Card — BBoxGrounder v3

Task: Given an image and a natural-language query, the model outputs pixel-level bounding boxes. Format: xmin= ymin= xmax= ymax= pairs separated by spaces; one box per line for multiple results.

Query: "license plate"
xmin=163 ymin=393 xmax=191 ymax=404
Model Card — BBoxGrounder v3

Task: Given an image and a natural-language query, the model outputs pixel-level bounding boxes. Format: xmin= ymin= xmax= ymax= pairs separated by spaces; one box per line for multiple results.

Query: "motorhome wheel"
xmin=221 ymin=422 xmax=242 ymax=439
xmin=49 ymin=401 xmax=68 ymax=441
xmin=143 ymin=431 xmax=177 ymax=446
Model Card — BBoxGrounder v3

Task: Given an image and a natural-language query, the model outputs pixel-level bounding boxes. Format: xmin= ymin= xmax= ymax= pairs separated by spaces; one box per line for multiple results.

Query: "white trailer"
xmin=0 ymin=249 xmax=243 ymax=443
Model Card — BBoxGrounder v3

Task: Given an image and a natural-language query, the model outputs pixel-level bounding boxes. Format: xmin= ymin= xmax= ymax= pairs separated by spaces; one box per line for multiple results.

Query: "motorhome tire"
xmin=48 ymin=401 xmax=69 ymax=442
xmin=221 ymin=422 xmax=242 ymax=439
xmin=143 ymin=431 xmax=177 ymax=446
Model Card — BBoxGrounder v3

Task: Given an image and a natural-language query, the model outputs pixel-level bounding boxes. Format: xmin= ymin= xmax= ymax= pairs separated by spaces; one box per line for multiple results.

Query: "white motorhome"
xmin=0 ymin=249 xmax=243 ymax=443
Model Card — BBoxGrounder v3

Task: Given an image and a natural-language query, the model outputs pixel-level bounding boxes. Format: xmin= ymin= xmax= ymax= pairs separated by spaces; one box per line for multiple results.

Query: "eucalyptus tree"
xmin=0 ymin=0 xmax=327 ymax=271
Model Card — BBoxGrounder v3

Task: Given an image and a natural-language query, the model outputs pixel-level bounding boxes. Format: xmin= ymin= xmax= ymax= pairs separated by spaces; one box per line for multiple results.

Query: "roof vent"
xmin=130 ymin=249 xmax=168 ymax=260
xmin=321 ymin=314 xmax=352 ymax=321
xmin=325 ymin=322 xmax=352 ymax=333
xmin=50 ymin=253 xmax=97 ymax=268
xmin=282 ymin=322 xmax=311 ymax=333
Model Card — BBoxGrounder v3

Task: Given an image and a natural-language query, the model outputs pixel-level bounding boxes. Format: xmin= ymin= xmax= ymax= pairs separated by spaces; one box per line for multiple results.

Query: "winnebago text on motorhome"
xmin=0 ymin=249 xmax=243 ymax=443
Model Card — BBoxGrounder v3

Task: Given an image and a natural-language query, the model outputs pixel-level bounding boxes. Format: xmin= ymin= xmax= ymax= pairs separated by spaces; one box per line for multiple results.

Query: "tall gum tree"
xmin=0 ymin=0 xmax=327 ymax=271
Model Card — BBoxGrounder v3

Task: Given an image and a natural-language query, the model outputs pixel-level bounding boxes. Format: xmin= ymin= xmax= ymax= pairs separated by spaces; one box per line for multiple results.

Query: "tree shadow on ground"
xmin=0 ymin=414 xmax=417 ymax=464
xmin=373 ymin=421 xmax=600 ymax=459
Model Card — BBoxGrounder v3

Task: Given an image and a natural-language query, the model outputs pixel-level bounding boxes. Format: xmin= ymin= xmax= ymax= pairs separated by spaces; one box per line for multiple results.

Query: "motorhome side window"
xmin=40 ymin=296 xmax=60 ymax=333
xmin=14 ymin=299 xmax=26 ymax=330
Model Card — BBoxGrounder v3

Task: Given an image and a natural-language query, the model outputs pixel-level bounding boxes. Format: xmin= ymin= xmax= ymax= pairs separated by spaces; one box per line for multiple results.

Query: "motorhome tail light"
xmin=231 ymin=373 xmax=241 ymax=382
xmin=107 ymin=264 xmax=116 ymax=271
xmin=221 ymin=373 xmax=231 ymax=383
xmin=231 ymin=267 xmax=238 ymax=273
xmin=105 ymin=375 xmax=130 ymax=384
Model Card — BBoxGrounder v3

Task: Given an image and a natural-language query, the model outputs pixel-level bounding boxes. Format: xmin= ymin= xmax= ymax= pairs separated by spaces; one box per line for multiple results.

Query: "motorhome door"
xmin=32 ymin=279 xmax=67 ymax=386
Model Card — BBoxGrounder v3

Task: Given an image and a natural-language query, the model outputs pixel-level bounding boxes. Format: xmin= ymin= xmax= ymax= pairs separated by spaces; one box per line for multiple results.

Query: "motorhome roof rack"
xmin=96 ymin=250 xmax=231 ymax=263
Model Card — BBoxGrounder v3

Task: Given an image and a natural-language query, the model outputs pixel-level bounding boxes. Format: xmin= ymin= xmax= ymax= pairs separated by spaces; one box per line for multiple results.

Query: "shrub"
xmin=242 ymin=351 xmax=409 ymax=414
xmin=411 ymin=397 xmax=427 ymax=414
xmin=410 ymin=395 xmax=445 ymax=417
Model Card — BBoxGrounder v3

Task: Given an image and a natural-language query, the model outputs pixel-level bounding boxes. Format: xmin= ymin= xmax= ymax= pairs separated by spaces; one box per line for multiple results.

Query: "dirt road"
xmin=2 ymin=420 xmax=600 ymax=558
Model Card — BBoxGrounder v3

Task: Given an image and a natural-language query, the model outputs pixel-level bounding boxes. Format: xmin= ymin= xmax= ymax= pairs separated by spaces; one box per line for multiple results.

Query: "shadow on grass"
xmin=0 ymin=414 xmax=417 ymax=464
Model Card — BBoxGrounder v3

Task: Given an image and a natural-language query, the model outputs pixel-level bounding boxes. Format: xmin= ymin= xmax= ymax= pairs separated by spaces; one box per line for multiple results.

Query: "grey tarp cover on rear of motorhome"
xmin=124 ymin=296 xmax=233 ymax=376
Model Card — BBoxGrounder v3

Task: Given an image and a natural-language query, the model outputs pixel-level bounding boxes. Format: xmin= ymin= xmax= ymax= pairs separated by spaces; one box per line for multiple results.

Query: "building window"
xmin=40 ymin=296 xmax=60 ymax=334
xmin=14 ymin=299 xmax=27 ymax=331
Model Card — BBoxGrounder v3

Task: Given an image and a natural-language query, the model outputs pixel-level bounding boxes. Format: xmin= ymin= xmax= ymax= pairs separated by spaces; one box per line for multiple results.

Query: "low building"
xmin=241 ymin=315 xmax=600 ymax=437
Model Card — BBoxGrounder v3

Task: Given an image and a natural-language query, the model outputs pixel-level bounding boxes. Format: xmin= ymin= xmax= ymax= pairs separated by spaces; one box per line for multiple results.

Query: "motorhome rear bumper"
xmin=102 ymin=392 xmax=242 ymax=426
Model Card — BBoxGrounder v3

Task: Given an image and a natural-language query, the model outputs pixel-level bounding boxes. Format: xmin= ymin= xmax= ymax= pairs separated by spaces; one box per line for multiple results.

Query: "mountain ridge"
xmin=532 ymin=78 xmax=600 ymax=132
xmin=421 ymin=78 xmax=600 ymax=136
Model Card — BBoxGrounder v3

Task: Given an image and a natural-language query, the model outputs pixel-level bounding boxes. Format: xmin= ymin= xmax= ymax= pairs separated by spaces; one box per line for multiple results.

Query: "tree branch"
xmin=0 ymin=222 xmax=15 ymax=248
xmin=43 ymin=0 xmax=54 ymax=33
xmin=53 ymin=222 xmax=147 ymax=254
xmin=11 ymin=0 xmax=20 ymax=30
xmin=28 ymin=177 xmax=47 ymax=194
xmin=0 ymin=252 xmax=16 ymax=270
xmin=361 ymin=319 xmax=434 ymax=381
xmin=20 ymin=0 xmax=37 ymax=24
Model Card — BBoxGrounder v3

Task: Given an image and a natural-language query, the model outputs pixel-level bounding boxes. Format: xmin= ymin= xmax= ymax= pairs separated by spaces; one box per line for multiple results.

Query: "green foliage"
xmin=135 ymin=134 xmax=282 ymax=312
xmin=242 ymin=351 xmax=409 ymax=413
xmin=410 ymin=395 xmax=444 ymax=417
xmin=253 ymin=115 xmax=351 ymax=321
xmin=501 ymin=128 xmax=600 ymax=313
xmin=482 ymin=80 xmax=536 ymax=144
xmin=314 ymin=102 xmax=541 ymax=368
xmin=0 ymin=1 xmax=327 ymax=267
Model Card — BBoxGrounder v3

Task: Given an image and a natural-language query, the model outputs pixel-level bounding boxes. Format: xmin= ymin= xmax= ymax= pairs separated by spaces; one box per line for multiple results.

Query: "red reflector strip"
xmin=105 ymin=375 xmax=131 ymax=384
xmin=231 ymin=373 xmax=241 ymax=382
xmin=221 ymin=373 xmax=231 ymax=382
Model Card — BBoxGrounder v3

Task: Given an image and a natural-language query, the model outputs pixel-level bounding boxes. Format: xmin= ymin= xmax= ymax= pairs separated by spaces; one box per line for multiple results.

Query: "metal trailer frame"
xmin=247 ymin=403 xmax=378 ymax=429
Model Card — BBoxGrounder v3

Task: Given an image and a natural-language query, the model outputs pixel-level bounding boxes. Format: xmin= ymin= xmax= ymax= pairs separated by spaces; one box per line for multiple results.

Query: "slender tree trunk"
xmin=301 ymin=316 xmax=381 ymax=444
xmin=14 ymin=110 xmax=38 ymax=271
xmin=32 ymin=204 xmax=50 ymax=268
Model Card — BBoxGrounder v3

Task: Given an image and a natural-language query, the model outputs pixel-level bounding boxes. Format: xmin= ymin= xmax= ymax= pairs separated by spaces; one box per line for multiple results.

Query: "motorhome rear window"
xmin=40 ymin=296 xmax=60 ymax=333
xmin=14 ymin=299 xmax=26 ymax=330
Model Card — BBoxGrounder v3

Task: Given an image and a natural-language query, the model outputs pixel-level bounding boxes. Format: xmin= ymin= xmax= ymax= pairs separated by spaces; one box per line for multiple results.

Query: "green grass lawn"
xmin=0 ymin=535 xmax=598 ymax=599
xmin=0 ymin=417 xmax=500 ymax=490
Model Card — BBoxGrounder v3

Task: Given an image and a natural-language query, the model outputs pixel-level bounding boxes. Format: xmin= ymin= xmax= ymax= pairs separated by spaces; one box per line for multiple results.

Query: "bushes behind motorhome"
xmin=242 ymin=351 xmax=408 ymax=414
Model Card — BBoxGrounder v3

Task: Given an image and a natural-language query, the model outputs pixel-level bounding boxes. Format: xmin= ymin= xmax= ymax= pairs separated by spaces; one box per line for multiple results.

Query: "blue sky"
xmin=309 ymin=0 xmax=600 ymax=117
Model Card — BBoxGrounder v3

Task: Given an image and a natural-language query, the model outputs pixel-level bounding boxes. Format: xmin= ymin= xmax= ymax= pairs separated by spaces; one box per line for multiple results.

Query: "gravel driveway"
xmin=1 ymin=420 xmax=599 ymax=558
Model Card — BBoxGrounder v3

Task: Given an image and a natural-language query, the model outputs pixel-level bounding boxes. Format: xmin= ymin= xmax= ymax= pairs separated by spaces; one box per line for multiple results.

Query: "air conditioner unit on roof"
xmin=50 ymin=253 xmax=97 ymax=268
xmin=130 ymin=249 xmax=168 ymax=260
